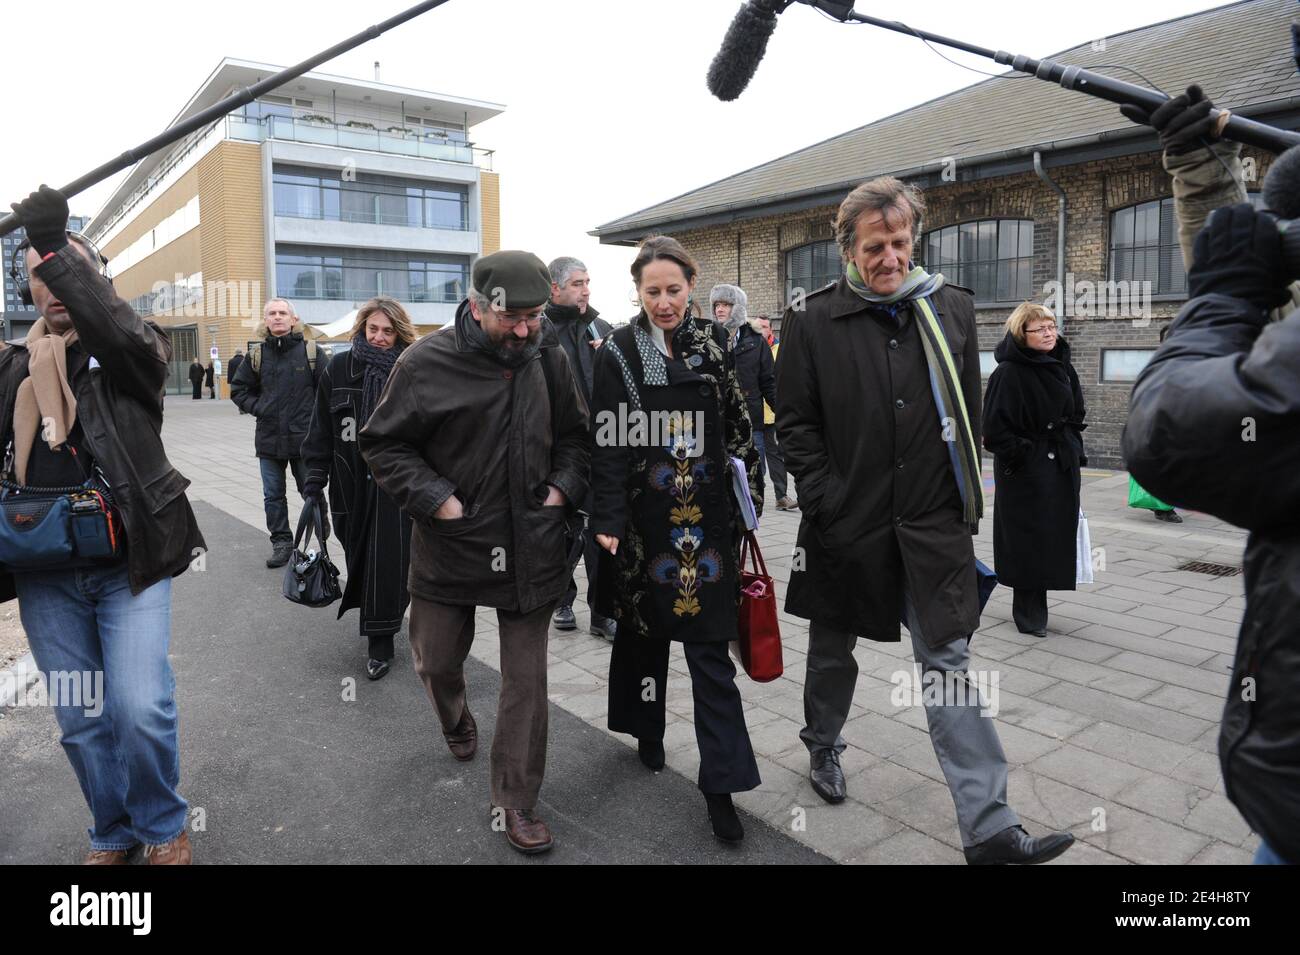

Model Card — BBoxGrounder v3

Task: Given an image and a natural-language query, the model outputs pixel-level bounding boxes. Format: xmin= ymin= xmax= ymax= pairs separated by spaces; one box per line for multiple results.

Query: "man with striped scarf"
xmin=776 ymin=177 xmax=1074 ymax=864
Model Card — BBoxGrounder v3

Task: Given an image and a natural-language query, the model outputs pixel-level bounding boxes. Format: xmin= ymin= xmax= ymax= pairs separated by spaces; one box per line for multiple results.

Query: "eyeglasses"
xmin=1026 ymin=324 xmax=1058 ymax=336
xmin=493 ymin=314 xmax=543 ymax=330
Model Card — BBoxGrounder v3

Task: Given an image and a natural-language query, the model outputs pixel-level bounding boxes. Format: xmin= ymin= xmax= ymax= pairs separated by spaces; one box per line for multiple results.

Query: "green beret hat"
xmin=471 ymin=250 xmax=552 ymax=310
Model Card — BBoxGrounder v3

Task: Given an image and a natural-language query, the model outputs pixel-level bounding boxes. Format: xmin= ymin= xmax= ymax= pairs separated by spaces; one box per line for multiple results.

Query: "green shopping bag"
xmin=1127 ymin=475 xmax=1171 ymax=512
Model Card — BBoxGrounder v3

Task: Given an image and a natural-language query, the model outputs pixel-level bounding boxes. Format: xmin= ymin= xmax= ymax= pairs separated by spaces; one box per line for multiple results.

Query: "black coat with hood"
xmin=0 ymin=245 xmax=205 ymax=600
xmin=229 ymin=330 xmax=325 ymax=459
xmin=982 ymin=332 xmax=1087 ymax=591
xmin=1124 ymin=289 xmax=1300 ymax=864
xmin=731 ymin=321 xmax=777 ymax=434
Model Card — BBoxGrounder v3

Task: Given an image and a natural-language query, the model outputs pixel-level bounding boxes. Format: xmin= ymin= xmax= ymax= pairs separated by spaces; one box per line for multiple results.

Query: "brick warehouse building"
xmin=592 ymin=0 xmax=1298 ymax=467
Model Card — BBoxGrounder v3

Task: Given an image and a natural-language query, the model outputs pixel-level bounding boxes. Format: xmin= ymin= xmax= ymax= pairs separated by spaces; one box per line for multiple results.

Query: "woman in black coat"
xmin=982 ymin=303 xmax=1087 ymax=637
xmin=302 ymin=298 xmax=416 ymax=679
xmin=590 ymin=236 xmax=764 ymax=842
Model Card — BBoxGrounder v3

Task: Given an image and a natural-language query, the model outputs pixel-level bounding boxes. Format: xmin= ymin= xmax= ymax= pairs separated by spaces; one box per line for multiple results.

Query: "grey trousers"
xmin=801 ymin=589 xmax=1019 ymax=847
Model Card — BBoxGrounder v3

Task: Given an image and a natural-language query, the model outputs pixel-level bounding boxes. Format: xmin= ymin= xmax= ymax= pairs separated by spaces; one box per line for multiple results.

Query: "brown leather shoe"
xmin=144 ymin=830 xmax=192 ymax=865
xmin=498 ymin=807 xmax=554 ymax=855
xmin=444 ymin=706 xmax=477 ymax=761
xmin=84 ymin=847 xmax=135 ymax=865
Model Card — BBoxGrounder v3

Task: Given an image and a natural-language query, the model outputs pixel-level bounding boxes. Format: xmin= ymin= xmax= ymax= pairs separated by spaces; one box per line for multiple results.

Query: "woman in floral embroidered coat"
xmin=589 ymin=236 xmax=764 ymax=842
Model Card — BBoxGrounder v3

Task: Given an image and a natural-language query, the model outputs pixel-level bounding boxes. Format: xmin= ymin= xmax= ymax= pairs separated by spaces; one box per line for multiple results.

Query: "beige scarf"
xmin=13 ymin=318 xmax=79 ymax=484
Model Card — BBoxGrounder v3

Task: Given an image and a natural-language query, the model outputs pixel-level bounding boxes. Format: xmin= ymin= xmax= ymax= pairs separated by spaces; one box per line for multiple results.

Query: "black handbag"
xmin=282 ymin=498 xmax=341 ymax=608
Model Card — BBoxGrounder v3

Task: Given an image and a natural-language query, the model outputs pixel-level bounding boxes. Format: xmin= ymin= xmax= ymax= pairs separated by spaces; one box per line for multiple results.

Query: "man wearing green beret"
xmin=360 ymin=250 xmax=591 ymax=855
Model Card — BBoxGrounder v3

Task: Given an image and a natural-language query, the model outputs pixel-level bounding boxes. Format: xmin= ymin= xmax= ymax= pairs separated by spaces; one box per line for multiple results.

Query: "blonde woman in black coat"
xmin=982 ymin=303 xmax=1087 ymax=637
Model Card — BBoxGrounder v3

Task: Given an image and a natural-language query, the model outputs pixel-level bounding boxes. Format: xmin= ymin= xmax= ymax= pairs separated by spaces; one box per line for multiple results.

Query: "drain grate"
xmin=1176 ymin=560 xmax=1242 ymax=578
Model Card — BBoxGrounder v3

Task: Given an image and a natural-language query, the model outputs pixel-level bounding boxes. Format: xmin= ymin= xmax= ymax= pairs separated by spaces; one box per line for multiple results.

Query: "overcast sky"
xmin=3 ymin=0 xmax=1227 ymax=318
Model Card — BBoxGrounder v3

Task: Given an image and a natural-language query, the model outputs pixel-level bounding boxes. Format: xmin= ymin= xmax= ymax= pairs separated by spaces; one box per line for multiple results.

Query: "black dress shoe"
xmin=552 ymin=605 xmax=577 ymax=631
xmin=703 ymin=792 xmax=744 ymax=842
xmin=590 ymin=614 xmax=617 ymax=641
xmin=1017 ymin=628 xmax=1048 ymax=638
xmin=810 ymin=749 xmax=847 ymax=804
xmin=964 ymin=825 xmax=1075 ymax=865
xmin=1153 ymin=509 xmax=1183 ymax=524
xmin=266 ymin=542 xmax=293 ymax=568
xmin=366 ymin=658 xmax=391 ymax=681
xmin=638 ymin=738 xmax=665 ymax=770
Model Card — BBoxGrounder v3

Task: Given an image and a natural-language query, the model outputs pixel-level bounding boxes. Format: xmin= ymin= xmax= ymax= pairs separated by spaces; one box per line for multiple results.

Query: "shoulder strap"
xmin=306 ymin=338 xmax=318 ymax=370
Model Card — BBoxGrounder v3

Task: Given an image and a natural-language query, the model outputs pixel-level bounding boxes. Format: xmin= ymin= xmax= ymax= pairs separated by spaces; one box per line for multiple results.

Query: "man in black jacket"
xmin=230 ymin=298 xmax=326 ymax=567
xmin=544 ymin=256 xmax=614 ymax=638
xmin=3 ymin=185 xmax=206 ymax=864
xmin=227 ymin=350 xmax=246 ymax=412
xmin=1124 ymin=199 xmax=1299 ymax=865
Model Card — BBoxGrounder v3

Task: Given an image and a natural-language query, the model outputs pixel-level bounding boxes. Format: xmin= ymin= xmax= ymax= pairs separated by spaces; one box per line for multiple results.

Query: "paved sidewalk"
xmin=119 ymin=401 xmax=1267 ymax=862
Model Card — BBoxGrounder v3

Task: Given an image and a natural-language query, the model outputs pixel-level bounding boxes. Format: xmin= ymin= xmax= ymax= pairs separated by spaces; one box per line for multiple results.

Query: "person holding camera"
xmin=3 ymin=186 xmax=206 ymax=865
xmin=1123 ymin=183 xmax=1300 ymax=865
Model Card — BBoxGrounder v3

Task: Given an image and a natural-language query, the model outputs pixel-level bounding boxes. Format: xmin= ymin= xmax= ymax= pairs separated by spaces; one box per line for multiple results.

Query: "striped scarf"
xmin=845 ymin=263 xmax=983 ymax=528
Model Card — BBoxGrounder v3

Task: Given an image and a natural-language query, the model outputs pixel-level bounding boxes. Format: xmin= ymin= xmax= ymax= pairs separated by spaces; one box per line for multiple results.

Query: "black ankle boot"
xmin=638 ymin=738 xmax=665 ymax=770
xmin=704 ymin=792 xmax=744 ymax=842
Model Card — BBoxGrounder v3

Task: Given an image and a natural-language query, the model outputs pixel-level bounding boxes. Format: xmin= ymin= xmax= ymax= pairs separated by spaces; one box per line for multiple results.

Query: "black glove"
xmin=302 ymin=480 xmax=325 ymax=499
xmin=1119 ymin=85 xmax=1223 ymax=156
xmin=9 ymin=184 xmax=69 ymax=256
xmin=1189 ymin=203 xmax=1288 ymax=311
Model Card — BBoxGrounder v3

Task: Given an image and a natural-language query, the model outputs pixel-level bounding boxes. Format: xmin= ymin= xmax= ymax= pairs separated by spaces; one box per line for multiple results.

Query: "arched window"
xmin=1109 ymin=198 xmax=1185 ymax=295
xmin=921 ymin=219 xmax=1033 ymax=304
xmin=784 ymin=240 xmax=841 ymax=305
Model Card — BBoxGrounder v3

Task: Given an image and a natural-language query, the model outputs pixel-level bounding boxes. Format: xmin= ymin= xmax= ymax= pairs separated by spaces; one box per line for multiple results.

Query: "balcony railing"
xmin=227 ymin=114 xmax=493 ymax=167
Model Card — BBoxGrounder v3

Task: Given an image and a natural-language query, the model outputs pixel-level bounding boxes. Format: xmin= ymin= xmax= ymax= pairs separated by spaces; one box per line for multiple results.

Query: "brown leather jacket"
xmin=0 ymin=245 xmax=205 ymax=599
xmin=359 ymin=303 xmax=590 ymax=612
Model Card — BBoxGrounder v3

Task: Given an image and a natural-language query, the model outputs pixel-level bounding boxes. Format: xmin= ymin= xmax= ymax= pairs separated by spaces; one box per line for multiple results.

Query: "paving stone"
xmin=844 ymin=826 xmax=964 ymax=864
xmin=1146 ymin=684 xmax=1227 ymax=722
xmin=1029 ymin=745 xmax=1151 ymax=798
xmin=1034 ymin=682 xmax=1213 ymax=745
xmin=1188 ymin=841 xmax=1257 ymax=865
xmin=1106 ymin=651 xmax=1233 ymax=696
xmin=1000 ymin=647 xmax=1163 ymax=699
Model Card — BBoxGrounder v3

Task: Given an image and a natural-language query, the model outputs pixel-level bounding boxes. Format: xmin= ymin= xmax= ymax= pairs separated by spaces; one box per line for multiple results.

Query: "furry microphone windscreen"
xmin=1262 ymin=144 xmax=1300 ymax=220
xmin=707 ymin=3 xmax=781 ymax=101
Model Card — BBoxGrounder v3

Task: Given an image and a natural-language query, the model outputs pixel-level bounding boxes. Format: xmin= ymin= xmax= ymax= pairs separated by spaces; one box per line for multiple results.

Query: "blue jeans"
xmin=1255 ymin=841 xmax=1293 ymax=865
xmin=260 ymin=456 xmax=307 ymax=544
xmin=15 ymin=564 xmax=186 ymax=849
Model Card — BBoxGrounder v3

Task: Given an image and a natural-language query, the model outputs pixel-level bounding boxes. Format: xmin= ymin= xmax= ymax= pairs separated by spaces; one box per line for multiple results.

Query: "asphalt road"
xmin=0 ymin=502 xmax=828 ymax=865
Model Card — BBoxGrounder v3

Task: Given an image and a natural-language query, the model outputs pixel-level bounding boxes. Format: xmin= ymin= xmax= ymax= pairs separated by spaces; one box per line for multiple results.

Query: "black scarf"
xmin=351 ymin=331 xmax=403 ymax=423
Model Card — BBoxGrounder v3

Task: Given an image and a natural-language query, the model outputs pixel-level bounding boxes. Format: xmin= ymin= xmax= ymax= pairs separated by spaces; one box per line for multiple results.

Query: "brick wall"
xmin=661 ymin=146 xmax=1274 ymax=469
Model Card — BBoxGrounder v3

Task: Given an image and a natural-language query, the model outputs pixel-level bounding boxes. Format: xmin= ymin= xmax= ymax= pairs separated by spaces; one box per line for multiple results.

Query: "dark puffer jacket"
xmin=229 ymin=331 xmax=325 ymax=459
xmin=1124 ymin=291 xmax=1300 ymax=864
xmin=730 ymin=321 xmax=777 ymax=435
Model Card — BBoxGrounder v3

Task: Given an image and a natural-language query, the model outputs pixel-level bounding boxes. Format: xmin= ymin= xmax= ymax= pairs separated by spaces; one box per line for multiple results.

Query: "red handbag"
xmin=736 ymin=530 xmax=783 ymax=682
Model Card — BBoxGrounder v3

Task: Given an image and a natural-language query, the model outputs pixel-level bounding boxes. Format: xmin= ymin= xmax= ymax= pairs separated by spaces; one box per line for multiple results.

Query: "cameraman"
xmin=3 ymin=186 xmax=206 ymax=865
xmin=1122 ymin=196 xmax=1299 ymax=865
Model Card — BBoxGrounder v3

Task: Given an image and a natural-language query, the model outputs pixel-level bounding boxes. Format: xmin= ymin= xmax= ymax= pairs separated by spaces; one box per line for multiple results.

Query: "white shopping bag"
xmin=1076 ymin=508 xmax=1094 ymax=584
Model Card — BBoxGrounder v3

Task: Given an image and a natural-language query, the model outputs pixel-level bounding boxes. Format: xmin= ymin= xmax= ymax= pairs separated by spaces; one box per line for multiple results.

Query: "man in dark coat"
xmin=2 ymin=185 xmax=206 ymax=864
xmin=227 ymin=350 xmax=246 ymax=412
xmin=982 ymin=304 xmax=1088 ymax=636
xmin=777 ymin=177 xmax=1073 ymax=864
xmin=188 ymin=357 xmax=204 ymax=399
xmin=1124 ymin=199 xmax=1299 ymax=865
xmin=360 ymin=250 xmax=590 ymax=856
xmin=204 ymin=360 xmax=216 ymax=399
xmin=544 ymin=255 xmax=614 ymax=638
xmin=229 ymin=299 xmax=326 ymax=567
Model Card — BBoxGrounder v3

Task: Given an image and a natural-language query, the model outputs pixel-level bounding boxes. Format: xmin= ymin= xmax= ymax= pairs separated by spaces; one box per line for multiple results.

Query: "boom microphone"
xmin=706 ymin=1 xmax=796 ymax=102
xmin=1261 ymin=145 xmax=1300 ymax=281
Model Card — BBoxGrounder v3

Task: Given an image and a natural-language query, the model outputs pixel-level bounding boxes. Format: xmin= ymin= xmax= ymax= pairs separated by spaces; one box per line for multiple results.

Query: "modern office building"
xmin=2 ymin=215 xmax=91 ymax=340
xmin=592 ymin=0 xmax=1296 ymax=467
xmin=86 ymin=58 xmax=504 ymax=394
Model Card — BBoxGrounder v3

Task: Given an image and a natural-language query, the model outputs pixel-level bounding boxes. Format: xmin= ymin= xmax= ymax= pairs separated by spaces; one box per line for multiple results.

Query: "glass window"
xmin=979 ymin=351 xmax=996 ymax=378
xmin=272 ymin=165 xmax=467 ymax=230
xmin=275 ymin=245 xmax=468 ymax=304
xmin=920 ymin=219 xmax=1034 ymax=304
xmin=784 ymin=240 xmax=841 ymax=305
xmin=1101 ymin=349 xmax=1157 ymax=383
xmin=1109 ymin=198 xmax=1185 ymax=295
